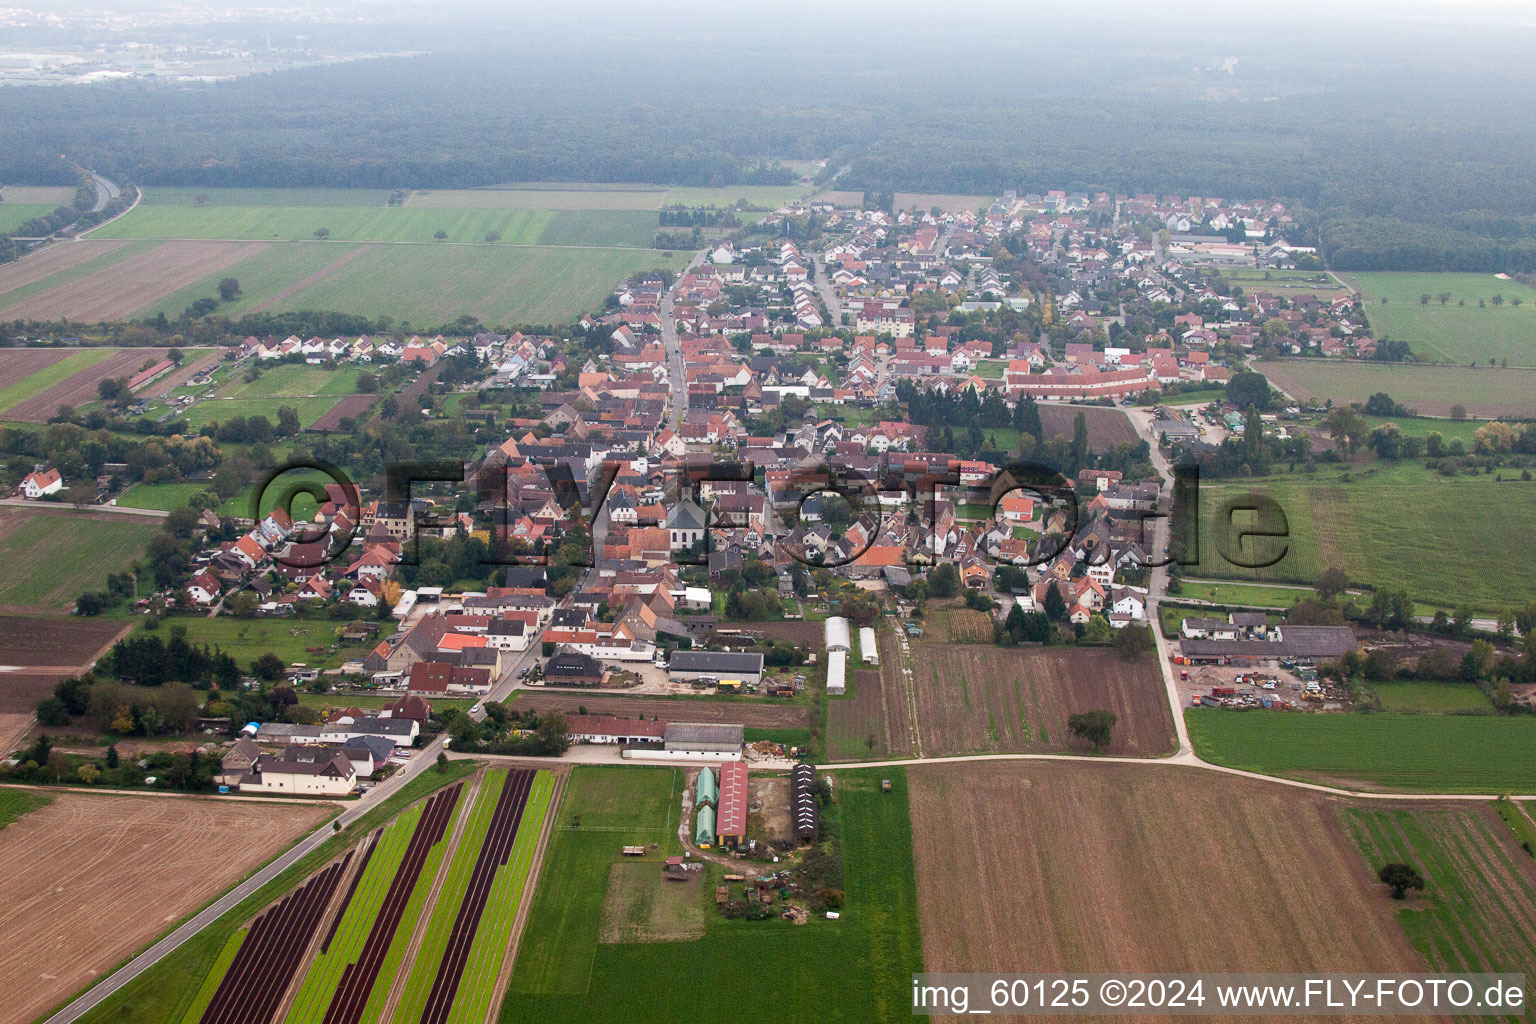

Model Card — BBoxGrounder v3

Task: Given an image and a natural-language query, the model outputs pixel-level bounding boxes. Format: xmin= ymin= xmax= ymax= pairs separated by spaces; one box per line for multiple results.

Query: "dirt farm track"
xmin=907 ymin=761 xmax=1433 ymax=1024
xmin=0 ymin=790 xmax=331 ymax=1024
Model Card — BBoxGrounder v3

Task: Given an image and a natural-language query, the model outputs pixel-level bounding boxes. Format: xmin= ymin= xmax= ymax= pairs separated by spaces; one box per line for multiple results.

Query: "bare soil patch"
xmin=518 ymin=691 xmax=810 ymax=729
xmin=829 ymin=632 xmax=915 ymax=761
xmin=0 ymin=349 xmax=70 ymax=391
xmin=0 ymin=791 xmax=330 ymax=1024
xmin=1038 ymin=403 xmax=1140 ymax=451
xmin=7 ymin=346 xmax=186 ymax=421
xmin=0 ymin=615 xmax=127 ymax=672
xmin=909 ymin=644 xmax=1174 ymax=756
xmin=597 ymin=861 xmax=705 ymax=944
xmin=308 ymin=392 xmax=378 ymax=432
xmin=908 ymin=761 xmax=1432 ymax=1024
xmin=2 ymin=240 xmax=267 ymax=322
xmin=0 ymin=240 xmax=133 ymax=296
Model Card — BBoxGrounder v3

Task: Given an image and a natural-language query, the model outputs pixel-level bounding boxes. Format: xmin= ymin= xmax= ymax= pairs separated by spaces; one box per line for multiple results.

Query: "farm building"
xmin=694 ymin=804 xmax=716 ymax=848
xmin=859 ymin=627 xmax=878 ymax=665
xmin=666 ymin=650 xmax=764 ymax=686
xmin=567 ymin=715 xmax=667 ymax=745
xmin=823 ymin=615 xmax=851 ymax=652
xmin=695 ymin=765 xmax=718 ymax=808
xmin=716 ymin=761 xmax=748 ymax=848
xmin=662 ymin=722 xmax=744 ymax=759
xmin=544 ymin=648 xmax=605 ymax=687
xmin=826 ymin=650 xmax=847 ymax=695
xmin=791 ymin=763 xmax=819 ymax=844
xmin=1179 ymin=625 xmax=1357 ymax=664
xmin=240 ymin=752 xmax=356 ymax=796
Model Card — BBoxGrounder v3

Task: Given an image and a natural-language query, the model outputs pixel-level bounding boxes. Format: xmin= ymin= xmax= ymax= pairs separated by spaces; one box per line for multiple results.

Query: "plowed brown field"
xmin=0 ymin=349 xmax=70 ymax=391
xmin=7 ymin=346 xmax=187 ymax=421
xmin=1038 ymin=404 xmax=1139 ymax=451
xmin=0 ymin=240 xmax=133 ymax=295
xmin=0 ymin=791 xmax=330 ymax=1024
xmin=517 ymin=691 xmax=809 ymax=729
xmin=0 ymin=240 xmax=266 ymax=321
xmin=909 ymin=644 xmax=1174 ymax=756
xmin=908 ymin=761 xmax=1433 ymax=1024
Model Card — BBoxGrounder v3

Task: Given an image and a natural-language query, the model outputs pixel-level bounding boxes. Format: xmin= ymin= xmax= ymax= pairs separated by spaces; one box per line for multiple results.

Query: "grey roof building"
xmin=664 ymin=722 xmax=744 ymax=753
xmin=667 ymin=650 xmax=764 ymax=683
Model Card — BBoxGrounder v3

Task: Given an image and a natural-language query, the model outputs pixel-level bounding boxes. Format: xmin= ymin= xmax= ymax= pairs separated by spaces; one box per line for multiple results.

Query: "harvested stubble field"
xmin=0 ymin=240 xmax=135 ymax=297
xmin=921 ymin=604 xmax=994 ymax=643
xmin=0 ymin=241 xmax=268 ymax=322
xmin=829 ymin=628 xmax=915 ymax=760
xmin=516 ymin=691 xmax=811 ymax=729
xmin=909 ymin=643 xmax=1175 ymax=756
xmin=907 ymin=761 xmax=1431 ymax=1024
xmin=0 ymin=791 xmax=330 ymax=1024
xmin=4 ymin=346 xmax=205 ymax=422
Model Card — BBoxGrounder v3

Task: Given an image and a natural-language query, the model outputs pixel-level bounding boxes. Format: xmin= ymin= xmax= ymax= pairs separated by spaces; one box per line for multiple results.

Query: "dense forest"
xmin=4 ymin=6 xmax=1536 ymax=270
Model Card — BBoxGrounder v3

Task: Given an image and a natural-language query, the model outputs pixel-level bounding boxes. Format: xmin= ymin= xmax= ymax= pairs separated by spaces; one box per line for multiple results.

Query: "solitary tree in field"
xmin=217 ymin=277 xmax=241 ymax=302
xmin=1316 ymin=566 xmax=1350 ymax=602
xmin=1512 ymin=297 xmax=1524 ymax=307
xmin=1492 ymin=293 xmax=1504 ymax=306
xmin=1437 ymin=292 xmax=1451 ymax=305
xmin=1420 ymin=293 xmax=1430 ymax=304
xmin=484 ymin=231 xmax=501 ymax=243
xmin=314 ymin=227 xmax=330 ymax=239
xmin=1377 ymin=862 xmax=1425 ymax=900
xmin=433 ymin=229 xmax=448 ymax=241
xmin=1068 ymin=709 xmax=1117 ymax=751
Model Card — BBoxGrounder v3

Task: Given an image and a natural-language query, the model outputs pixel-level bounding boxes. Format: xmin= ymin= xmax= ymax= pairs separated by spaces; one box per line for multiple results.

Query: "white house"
xmin=240 ymin=752 xmax=355 ymax=796
xmin=19 ymin=468 xmax=63 ymax=498
xmin=187 ymin=572 xmax=221 ymax=605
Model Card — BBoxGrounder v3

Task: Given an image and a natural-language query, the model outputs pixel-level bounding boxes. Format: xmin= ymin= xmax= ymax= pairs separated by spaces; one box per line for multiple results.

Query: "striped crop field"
xmin=392 ymin=768 xmax=554 ymax=1024
xmin=284 ymin=784 xmax=463 ymax=1024
xmin=180 ymin=852 xmax=355 ymax=1024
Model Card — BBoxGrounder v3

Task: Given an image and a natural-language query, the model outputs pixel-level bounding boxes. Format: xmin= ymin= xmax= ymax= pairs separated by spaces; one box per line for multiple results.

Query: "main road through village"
xmin=38 ymin=266 xmax=1535 ymax=1024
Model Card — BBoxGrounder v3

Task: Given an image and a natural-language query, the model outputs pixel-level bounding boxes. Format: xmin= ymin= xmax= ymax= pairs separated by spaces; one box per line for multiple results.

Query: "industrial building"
xmin=716 ymin=761 xmax=748 ymax=847
xmin=791 ymin=763 xmax=819 ymax=844
xmin=1178 ymin=625 xmax=1357 ymax=664
xmin=666 ymin=650 xmax=764 ymax=686
xmin=662 ymin=722 xmax=744 ymax=759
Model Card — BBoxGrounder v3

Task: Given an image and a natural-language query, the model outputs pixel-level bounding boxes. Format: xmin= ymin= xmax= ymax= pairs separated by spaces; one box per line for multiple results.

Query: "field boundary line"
xmin=815 ymin=749 xmax=1536 ymax=801
xmin=377 ymin=768 xmax=484 ymax=1023
xmin=486 ymin=769 xmax=565 ymax=1023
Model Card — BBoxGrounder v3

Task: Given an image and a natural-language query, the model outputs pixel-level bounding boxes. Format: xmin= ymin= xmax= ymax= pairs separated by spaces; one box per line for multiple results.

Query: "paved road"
xmin=89 ymin=172 xmax=120 ymax=213
xmin=659 ymin=250 xmax=706 ymax=430
xmin=0 ymin=497 xmax=169 ymax=519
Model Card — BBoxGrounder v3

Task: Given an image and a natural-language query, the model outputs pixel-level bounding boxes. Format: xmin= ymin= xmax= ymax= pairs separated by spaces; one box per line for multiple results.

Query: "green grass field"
xmin=95 ymin=204 xmax=664 ymax=249
xmin=1258 ymin=358 xmax=1536 ymax=418
xmin=220 ymin=363 xmax=363 ymax=398
xmin=502 ymin=765 xmax=923 ymax=1024
xmin=0 ymin=348 xmax=114 ymax=416
xmin=183 ymin=396 xmax=340 ymax=430
xmin=260 ymin=243 xmax=687 ymax=325
xmin=1354 ymin=413 xmax=1489 ymax=444
xmin=1194 ymin=461 xmax=1536 ymax=612
xmin=0 ymin=788 xmax=51 ymax=829
xmin=0 ymin=203 xmax=59 ymax=234
xmin=74 ymin=761 xmax=471 ymax=1024
xmin=1349 ymin=271 xmax=1536 ymax=366
xmin=1187 ymin=709 xmax=1536 ymax=793
xmin=1371 ymin=682 xmax=1494 ymax=713
xmin=0 ymin=511 xmax=159 ymax=609
xmin=143 ymin=616 xmax=392 ymax=670
xmin=1342 ymin=807 xmax=1536 ymax=988
xmin=113 ymin=480 xmax=211 ymax=512
xmin=1171 ymin=580 xmax=1320 ymax=608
